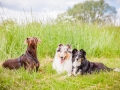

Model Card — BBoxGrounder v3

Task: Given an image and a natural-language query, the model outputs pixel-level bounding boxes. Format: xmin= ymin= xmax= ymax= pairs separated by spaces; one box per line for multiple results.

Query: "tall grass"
xmin=0 ymin=20 xmax=120 ymax=60
xmin=0 ymin=14 xmax=120 ymax=90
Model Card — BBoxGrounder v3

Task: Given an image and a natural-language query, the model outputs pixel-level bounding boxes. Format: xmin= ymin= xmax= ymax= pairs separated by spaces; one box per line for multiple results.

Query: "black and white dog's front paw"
xmin=72 ymin=67 xmax=81 ymax=76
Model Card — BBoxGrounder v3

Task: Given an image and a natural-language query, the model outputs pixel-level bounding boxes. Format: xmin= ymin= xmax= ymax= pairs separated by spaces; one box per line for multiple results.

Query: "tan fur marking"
xmin=65 ymin=52 xmax=71 ymax=60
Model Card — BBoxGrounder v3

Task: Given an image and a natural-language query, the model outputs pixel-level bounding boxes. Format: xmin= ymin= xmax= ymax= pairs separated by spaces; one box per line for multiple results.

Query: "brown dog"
xmin=2 ymin=37 xmax=41 ymax=72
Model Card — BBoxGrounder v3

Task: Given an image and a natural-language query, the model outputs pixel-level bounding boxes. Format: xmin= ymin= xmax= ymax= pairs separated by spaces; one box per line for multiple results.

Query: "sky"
xmin=0 ymin=0 xmax=120 ymax=24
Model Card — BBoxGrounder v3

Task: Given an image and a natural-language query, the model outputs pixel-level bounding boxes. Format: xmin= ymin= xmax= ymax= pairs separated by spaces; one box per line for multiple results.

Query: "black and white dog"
xmin=72 ymin=49 xmax=120 ymax=76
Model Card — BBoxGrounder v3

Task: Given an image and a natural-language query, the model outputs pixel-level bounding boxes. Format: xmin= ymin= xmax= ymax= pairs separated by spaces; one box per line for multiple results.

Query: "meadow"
xmin=0 ymin=19 xmax=120 ymax=90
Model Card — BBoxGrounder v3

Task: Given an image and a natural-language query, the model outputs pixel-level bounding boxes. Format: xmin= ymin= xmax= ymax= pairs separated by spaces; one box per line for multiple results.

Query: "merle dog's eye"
xmin=57 ymin=49 xmax=61 ymax=52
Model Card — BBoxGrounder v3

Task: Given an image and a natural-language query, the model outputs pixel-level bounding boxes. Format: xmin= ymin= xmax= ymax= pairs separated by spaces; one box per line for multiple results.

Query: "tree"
xmin=67 ymin=0 xmax=117 ymax=25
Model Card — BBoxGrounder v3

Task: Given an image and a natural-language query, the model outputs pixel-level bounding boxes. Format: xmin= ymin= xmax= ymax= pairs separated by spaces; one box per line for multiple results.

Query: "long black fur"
xmin=72 ymin=49 xmax=112 ymax=75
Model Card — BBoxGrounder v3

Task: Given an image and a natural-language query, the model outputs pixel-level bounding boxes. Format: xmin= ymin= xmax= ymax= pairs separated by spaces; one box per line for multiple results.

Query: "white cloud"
xmin=117 ymin=0 xmax=120 ymax=4
xmin=0 ymin=0 xmax=120 ymax=24
xmin=115 ymin=8 xmax=120 ymax=26
xmin=117 ymin=8 xmax=120 ymax=17
xmin=0 ymin=0 xmax=84 ymax=23
xmin=0 ymin=7 xmax=64 ymax=24
xmin=66 ymin=1 xmax=84 ymax=6
xmin=0 ymin=0 xmax=83 ymax=12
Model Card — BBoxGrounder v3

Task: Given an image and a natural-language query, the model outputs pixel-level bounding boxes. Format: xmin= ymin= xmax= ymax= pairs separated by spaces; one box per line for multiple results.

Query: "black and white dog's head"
xmin=72 ymin=49 xmax=86 ymax=64
xmin=72 ymin=49 xmax=86 ymax=76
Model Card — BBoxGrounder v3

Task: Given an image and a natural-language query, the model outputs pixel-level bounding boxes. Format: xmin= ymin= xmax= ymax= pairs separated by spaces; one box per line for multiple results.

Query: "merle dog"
xmin=72 ymin=49 xmax=112 ymax=76
xmin=2 ymin=37 xmax=41 ymax=72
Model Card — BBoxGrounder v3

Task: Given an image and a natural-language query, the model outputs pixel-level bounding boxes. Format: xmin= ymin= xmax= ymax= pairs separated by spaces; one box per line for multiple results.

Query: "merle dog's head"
xmin=72 ymin=49 xmax=86 ymax=63
xmin=56 ymin=44 xmax=72 ymax=64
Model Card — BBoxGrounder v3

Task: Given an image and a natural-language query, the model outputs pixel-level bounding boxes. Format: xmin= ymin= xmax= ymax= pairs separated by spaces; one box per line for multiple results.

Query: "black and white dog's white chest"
xmin=72 ymin=49 xmax=86 ymax=76
xmin=72 ymin=58 xmax=81 ymax=76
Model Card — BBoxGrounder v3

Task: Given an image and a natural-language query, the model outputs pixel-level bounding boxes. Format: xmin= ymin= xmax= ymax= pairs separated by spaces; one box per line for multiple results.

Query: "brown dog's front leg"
xmin=36 ymin=61 xmax=40 ymax=72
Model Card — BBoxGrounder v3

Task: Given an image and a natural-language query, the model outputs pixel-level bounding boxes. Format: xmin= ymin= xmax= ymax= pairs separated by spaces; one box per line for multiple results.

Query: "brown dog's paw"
xmin=39 ymin=69 xmax=45 ymax=73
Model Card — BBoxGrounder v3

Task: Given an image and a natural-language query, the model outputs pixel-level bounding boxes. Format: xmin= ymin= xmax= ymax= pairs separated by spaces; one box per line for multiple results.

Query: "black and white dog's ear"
xmin=72 ymin=48 xmax=78 ymax=54
xmin=72 ymin=49 xmax=78 ymax=57
xmin=80 ymin=49 xmax=86 ymax=56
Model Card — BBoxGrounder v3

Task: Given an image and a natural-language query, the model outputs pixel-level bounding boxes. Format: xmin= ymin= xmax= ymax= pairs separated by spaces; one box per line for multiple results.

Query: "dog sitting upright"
xmin=2 ymin=37 xmax=41 ymax=72
xmin=72 ymin=49 xmax=112 ymax=76
xmin=52 ymin=44 xmax=72 ymax=76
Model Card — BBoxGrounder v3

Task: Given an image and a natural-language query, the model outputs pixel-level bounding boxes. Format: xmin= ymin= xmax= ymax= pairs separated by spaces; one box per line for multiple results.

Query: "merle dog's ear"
xmin=58 ymin=44 xmax=63 ymax=47
xmin=57 ymin=44 xmax=63 ymax=52
xmin=24 ymin=38 xmax=29 ymax=44
xmin=72 ymin=48 xmax=78 ymax=54
xmin=66 ymin=44 xmax=71 ymax=49
xmin=80 ymin=49 xmax=86 ymax=55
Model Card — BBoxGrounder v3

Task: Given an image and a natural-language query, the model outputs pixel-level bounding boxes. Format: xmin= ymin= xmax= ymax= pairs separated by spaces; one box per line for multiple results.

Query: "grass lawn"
xmin=0 ymin=58 xmax=120 ymax=90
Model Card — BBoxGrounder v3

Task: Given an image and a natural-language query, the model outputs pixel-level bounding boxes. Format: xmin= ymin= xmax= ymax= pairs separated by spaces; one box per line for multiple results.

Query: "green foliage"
xmin=0 ymin=20 xmax=120 ymax=60
xmin=0 ymin=58 xmax=120 ymax=90
xmin=0 ymin=3 xmax=120 ymax=90
xmin=0 ymin=18 xmax=120 ymax=90
xmin=67 ymin=0 xmax=117 ymax=25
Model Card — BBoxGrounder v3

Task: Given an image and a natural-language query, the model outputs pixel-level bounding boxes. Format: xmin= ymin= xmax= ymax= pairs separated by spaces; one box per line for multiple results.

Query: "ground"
xmin=0 ymin=58 xmax=120 ymax=90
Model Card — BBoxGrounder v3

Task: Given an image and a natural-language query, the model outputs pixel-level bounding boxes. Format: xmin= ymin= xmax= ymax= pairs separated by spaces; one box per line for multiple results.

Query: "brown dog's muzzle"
xmin=28 ymin=40 xmax=36 ymax=46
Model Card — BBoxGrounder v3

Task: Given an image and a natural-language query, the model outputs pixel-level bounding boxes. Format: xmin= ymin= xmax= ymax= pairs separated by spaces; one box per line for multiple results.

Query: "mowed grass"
xmin=0 ymin=20 xmax=120 ymax=90
xmin=0 ymin=58 xmax=120 ymax=90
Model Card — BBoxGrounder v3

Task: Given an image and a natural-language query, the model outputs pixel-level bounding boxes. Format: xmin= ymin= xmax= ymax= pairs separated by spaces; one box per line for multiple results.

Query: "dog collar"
xmin=18 ymin=57 xmax=21 ymax=67
xmin=25 ymin=54 xmax=38 ymax=63
xmin=18 ymin=54 xmax=24 ymax=67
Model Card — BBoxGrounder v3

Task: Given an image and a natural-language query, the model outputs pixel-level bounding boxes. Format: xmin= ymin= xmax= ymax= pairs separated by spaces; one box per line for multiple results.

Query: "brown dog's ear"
xmin=66 ymin=44 xmax=71 ymax=49
xmin=24 ymin=38 xmax=29 ymax=44
xmin=36 ymin=38 xmax=41 ymax=44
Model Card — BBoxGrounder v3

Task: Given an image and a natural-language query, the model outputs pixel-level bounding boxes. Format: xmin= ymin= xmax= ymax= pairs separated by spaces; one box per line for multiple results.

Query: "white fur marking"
xmin=52 ymin=45 xmax=72 ymax=76
xmin=114 ymin=68 xmax=120 ymax=72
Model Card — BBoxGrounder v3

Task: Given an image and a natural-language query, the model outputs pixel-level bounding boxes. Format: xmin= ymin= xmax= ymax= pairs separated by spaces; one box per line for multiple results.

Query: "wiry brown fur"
xmin=2 ymin=37 xmax=41 ymax=72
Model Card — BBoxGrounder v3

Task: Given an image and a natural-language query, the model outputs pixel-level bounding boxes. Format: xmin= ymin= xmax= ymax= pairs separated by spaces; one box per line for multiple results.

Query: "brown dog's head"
xmin=24 ymin=37 xmax=41 ymax=47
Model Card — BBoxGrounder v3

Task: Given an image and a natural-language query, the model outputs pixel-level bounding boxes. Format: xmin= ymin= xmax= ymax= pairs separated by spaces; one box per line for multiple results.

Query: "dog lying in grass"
xmin=52 ymin=44 xmax=72 ymax=76
xmin=72 ymin=49 xmax=120 ymax=76
xmin=2 ymin=37 xmax=41 ymax=72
